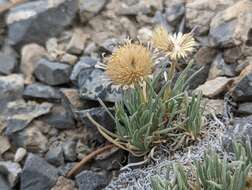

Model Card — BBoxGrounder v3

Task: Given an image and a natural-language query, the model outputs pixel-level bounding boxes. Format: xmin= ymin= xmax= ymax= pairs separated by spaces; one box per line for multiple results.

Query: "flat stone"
xmin=21 ymin=153 xmax=58 ymax=190
xmin=196 ymin=77 xmax=234 ymax=98
xmin=4 ymin=101 xmax=52 ymax=135
xmin=23 ymin=83 xmax=61 ymax=102
xmin=20 ymin=43 xmax=47 ymax=84
xmin=237 ymin=102 xmax=252 ymax=115
xmin=75 ymin=170 xmax=109 ymax=190
xmin=0 ymin=52 xmax=17 ymax=75
xmin=79 ymin=0 xmax=108 ymax=22
xmin=46 ymin=146 xmax=64 ymax=167
xmin=0 ymin=136 xmax=10 ymax=155
xmin=7 ymin=0 xmax=79 ymax=48
xmin=0 ymin=161 xmax=21 ymax=187
xmin=0 ymin=74 xmax=24 ymax=109
xmin=209 ymin=0 xmax=252 ymax=47
xmin=34 ymin=58 xmax=72 ymax=86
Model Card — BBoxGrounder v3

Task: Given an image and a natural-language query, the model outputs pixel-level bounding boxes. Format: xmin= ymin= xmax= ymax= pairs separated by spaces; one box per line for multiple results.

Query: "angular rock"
xmin=186 ymin=0 xmax=235 ymax=34
xmin=75 ymin=107 xmax=115 ymax=144
xmin=204 ymin=99 xmax=224 ymax=115
xmin=79 ymin=0 xmax=108 ymax=22
xmin=34 ymin=58 xmax=72 ymax=86
xmin=75 ymin=170 xmax=109 ymax=190
xmin=165 ymin=1 xmax=185 ymax=25
xmin=4 ymin=101 xmax=52 ymax=135
xmin=10 ymin=125 xmax=48 ymax=153
xmin=14 ymin=148 xmax=27 ymax=163
xmin=223 ymin=46 xmax=242 ymax=64
xmin=0 ymin=174 xmax=11 ymax=190
xmin=0 ymin=52 xmax=17 ymax=75
xmin=237 ymin=102 xmax=252 ymax=115
xmin=60 ymin=53 xmax=78 ymax=65
xmin=23 ymin=83 xmax=61 ymax=102
xmin=0 ymin=161 xmax=21 ymax=187
xmin=0 ymin=74 xmax=24 ymax=109
xmin=62 ymin=140 xmax=77 ymax=162
xmin=51 ymin=176 xmax=76 ymax=190
xmin=0 ymin=136 xmax=10 ymax=155
xmin=209 ymin=0 xmax=252 ymax=47
xmin=70 ymin=56 xmax=97 ymax=83
xmin=21 ymin=154 xmax=58 ymax=190
xmin=231 ymin=65 xmax=252 ymax=102
xmin=99 ymin=38 xmax=119 ymax=53
xmin=78 ymin=67 xmax=122 ymax=102
xmin=196 ymin=77 xmax=234 ymax=98
xmin=46 ymin=146 xmax=64 ymax=167
xmin=21 ymin=43 xmax=47 ymax=84
xmin=208 ymin=53 xmax=235 ymax=80
xmin=7 ymin=0 xmax=79 ymax=48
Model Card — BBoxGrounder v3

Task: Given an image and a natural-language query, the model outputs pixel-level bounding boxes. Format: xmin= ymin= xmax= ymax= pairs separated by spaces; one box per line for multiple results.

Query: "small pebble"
xmin=14 ymin=148 xmax=27 ymax=163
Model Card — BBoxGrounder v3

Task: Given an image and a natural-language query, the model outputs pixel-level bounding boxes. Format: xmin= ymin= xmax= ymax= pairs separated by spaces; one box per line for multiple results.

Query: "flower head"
xmin=152 ymin=26 xmax=196 ymax=61
xmin=105 ymin=42 xmax=153 ymax=87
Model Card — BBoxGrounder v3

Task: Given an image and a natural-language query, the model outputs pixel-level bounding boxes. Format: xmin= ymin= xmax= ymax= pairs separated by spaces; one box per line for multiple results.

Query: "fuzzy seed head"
xmin=152 ymin=26 xmax=196 ymax=61
xmin=105 ymin=42 xmax=153 ymax=86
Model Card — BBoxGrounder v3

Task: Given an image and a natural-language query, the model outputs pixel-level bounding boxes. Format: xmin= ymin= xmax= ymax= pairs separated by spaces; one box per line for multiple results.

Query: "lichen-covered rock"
xmin=6 ymin=0 xmax=79 ymax=48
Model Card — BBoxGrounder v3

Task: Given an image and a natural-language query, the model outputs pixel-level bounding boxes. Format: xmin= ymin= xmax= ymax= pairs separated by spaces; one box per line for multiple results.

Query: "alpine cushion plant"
xmin=87 ymin=26 xmax=205 ymax=157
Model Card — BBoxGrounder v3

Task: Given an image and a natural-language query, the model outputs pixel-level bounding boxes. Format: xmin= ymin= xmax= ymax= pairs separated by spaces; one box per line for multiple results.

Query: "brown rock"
xmin=196 ymin=77 xmax=234 ymax=97
xmin=51 ymin=176 xmax=76 ymax=190
xmin=0 ymin=136 xmax=10 ymax=155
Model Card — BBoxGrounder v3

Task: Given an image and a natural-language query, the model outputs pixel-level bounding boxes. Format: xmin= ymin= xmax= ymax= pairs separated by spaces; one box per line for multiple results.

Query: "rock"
xmin=78 ymin=67 xmax=122 ymax=102
xmin=23 ymin=83 xmax=61 ymax=102
xmin=137 ymin=27 xmax=153 ymax=43
xmin=46 ymin=146 xmax=64 ymax=167
xmin=165 ymin=1 xmax=185 ymax=25
xmin=7 ymin=0 xmax=79 ymax=48
xmin=51 ymin=176 xmax=76 ymax=190
xmin=21 ymin=153 xmax=58 ymax=190
xmin=196 ymin=77 xmax=234 ymax=98
xmin=237 ymin=102 xmax=252 ymax=115
xmin=0 ymin=174 xmax=11 ymax=190
xmin=21 ymin=43 xmax=47 ymax=84
xmin=34 ymin=58 xmax=72 ymax=86
xmin=186 ymin=0 xmax=236 ymax=34
xmin=208 ymin=53 xmax=235 ymax=80
xmin=209 ymin=0 xmax=252 ymax=47
xmin=231 ymin=65 xmax=252 ymax=101
xmin=0 ymin=161 xmax=21 ymax=187
xmin=222 ymin=115 xmax=252 ymax=152
xmin=4 ymin=101 xmax=52 ymax=135
xmin=223 ymin=46 xmax=242 ymax=64
xmin=0 ymin=52 xmax=17 ymax=75
xmin=10 ymin=125 xmax=48 ymax=153
xmin=62 ymin=140 xmax=77 ymax=162
xmin=60 ymin=53 xmax=78 ymax=65
xmin=43 ymin=104 xmax=75 ymax=130
xmin=99 ymin=38 xmax=119 ymax=53
xmin=67 ymin=28 xmax=88 ymax=55
xmin=70 ymin=56 xmax=97 ymax=83
xmin=14 ymin=148 xmax=27 ymax=163
xmin=75 ymin=107 xmax=115 ymax=144
xmin=204 ymin=99 xmax=224 ymax=115
xmin=75 ymin=170 xmax=109 ymax=190
xmin=0 ymin=136 xmax=10 ymax=156
xmin=0 ymin=74 xmax=24 ymax=109
xmin=79 ymin=0 xmax=108 ymax=22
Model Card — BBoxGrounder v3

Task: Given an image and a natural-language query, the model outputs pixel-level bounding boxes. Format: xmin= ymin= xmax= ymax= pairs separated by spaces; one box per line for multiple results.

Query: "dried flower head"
xmin=152 ymin=26 xmax=196 ymax=61
xmin=105 ymin=42 xmax=153 ymax=87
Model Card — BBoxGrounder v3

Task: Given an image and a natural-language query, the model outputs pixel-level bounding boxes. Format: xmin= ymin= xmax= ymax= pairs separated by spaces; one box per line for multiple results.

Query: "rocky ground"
xmin=0 ymin=0 xmax=251 ymax=190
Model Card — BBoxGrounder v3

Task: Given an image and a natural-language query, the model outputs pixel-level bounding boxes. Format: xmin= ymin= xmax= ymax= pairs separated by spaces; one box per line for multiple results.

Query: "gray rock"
xmin=0 ymin=161 xmax=21 ymax=188
xmin=223 ymin=46 xmax=242 ymax=64
xmin=62 ymin=140 xmax=77 ymax=162
xmin=99 ymin=38 xmax=119 ymax=53
xmin=237 ymin=102 xmax=252 ymax=115
xmin=75 ymin=170 xmax=109 ymax=190
xmin=231 ymin=71 xmax=252 ymax=102
xmin=46 ymin=146 xmax=64 ymax=167
xmin=0 ymin=174 xmax=11 ymax=190
xmin=0 ymin=74 xmax=24 ymax=109
xmin=222 ymin=115 xmax=252 ymax=152
xmin=78 ymin=68 xmax=122 ymax=102
xmin=0 ymin=136 xmax=10 ymax=156
xmin=43 ymin=104 xmax=75 ymax=129
xmin=23 ymin=83 xmax=61 ymax=102
xmin=70 ymin=56 xmax=97 ymax=83
xmin=4 ymin=101 xmax=52 ymax=135
xmin=165 ymin=2 xmax=185 ymax=25
xmin=21 ymin=154 xmax=58 ymax=190
xmin=6 ymin=0 xmax=79 ymax=48
xmin=34 ymin=58 xmax=72 ymax=86
xmin=0 ymin=52 xmax=17 ymax=75
xmin=75 ymin=107 xmax=115 ymax=144
xmin=79 ymin=0 xmax=108 ymax=22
